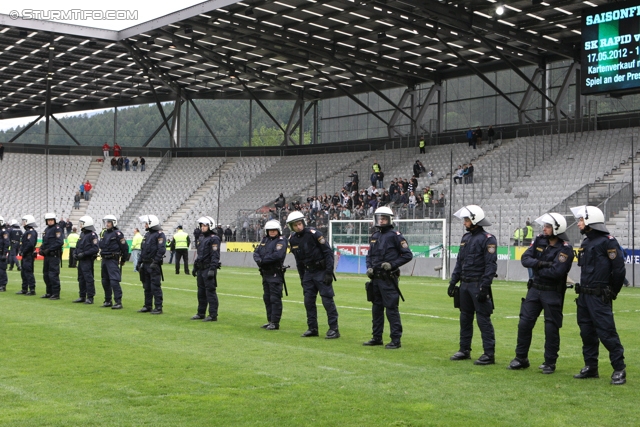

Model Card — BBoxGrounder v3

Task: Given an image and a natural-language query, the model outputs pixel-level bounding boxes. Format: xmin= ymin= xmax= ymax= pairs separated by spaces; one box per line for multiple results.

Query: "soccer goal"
xmin=328 ymin=218 xmax=447 ymax=279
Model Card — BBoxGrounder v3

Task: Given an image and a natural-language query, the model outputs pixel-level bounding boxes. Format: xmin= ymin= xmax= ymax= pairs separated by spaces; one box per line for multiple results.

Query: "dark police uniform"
xmin=75 ymin=230 xmax=99 ymax=301
xmin=19 ymin=227 xmax=37 ymax=294
xmin=518 ymin=234 xmax=574 ymax=368
xmin=0 ymin=224 xmax=9 ymax=291
xmin=450 ymin=227 xmax=498 ymax=359
xmin=8 ymin=224 xmax=22 ymax=271
xmin=289 ymin=227 xmax=339 ymax=335
xmin=193 ymin=231 xmax=221 ymax=320
xmin=575 ymin=230 xmax=626 ymax=375
xmin=366 ymin=227 xmax=413 ymax=345
xmin=138 ymin=228 xmax=166 ymax=312
xmin=40 ymin=223 xmax=64 ymax=298
xmin=253 ymin=234 xmax=288 ymax=327
xmin=99 ymin=227 xmax=129 ymax=306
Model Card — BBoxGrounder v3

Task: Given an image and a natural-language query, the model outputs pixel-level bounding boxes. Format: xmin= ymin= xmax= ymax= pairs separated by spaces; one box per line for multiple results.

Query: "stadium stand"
xmin=0 ymin=153 xmax=92 ymax=225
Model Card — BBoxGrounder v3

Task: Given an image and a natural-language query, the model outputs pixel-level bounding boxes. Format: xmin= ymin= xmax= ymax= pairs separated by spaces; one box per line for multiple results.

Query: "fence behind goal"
xmin=329 ymin=218 xmax=447 ymax=279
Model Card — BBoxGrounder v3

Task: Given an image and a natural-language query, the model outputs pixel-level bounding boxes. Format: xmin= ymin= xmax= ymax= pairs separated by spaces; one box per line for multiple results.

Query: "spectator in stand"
xmin=140 ymin=156 xmax=146 ymax=171
xmin=427 ymin=169 xmax=434 ymax=178
xmin=132 ymin=158 xmax=138 ymax=171
xmin=380 ymin=190 xmax=391 ymax=207
xmin=74 ymin=191 xmax=81 ymax=210
xmin=117 ymin=156 xmax=124 ymax=171
xmin=487 ymin=125 xmax=495 ymax=144
xmin=84 ymin=180 xmax=92 ymax=201
xmin=466 ymin=128 xmax=474 ymax=147
xmin=475 ymin=126 xmax=483 ymax=146
xmin=454 ymin=165 xmax=464 ymax=185
xmin=462 ymin=164 xmax=470 ymax=184
xmin=224 ymin=225 xmax=233 ymax=242
xmin=419 ymin=135 xmax=425 ymax=154
xmin=467 ymin=163 xmax=475 ymax=184
xmin=110 ymin=157 xmax=117 ymax=171
xmin=413 ymin=160 xmax=423 ymax=178
xmin=435 ymin=192 xmax=446 ymax=218
xmin=274 ymin=193 xmax=286 ymax=211
xmin=399 ymin=190 xmax=409 ymax=209
xmin=0 ymin=143 xmax=4 ymax=161
xmin=102 ymin=142 xmax=110 ymax=159
xmin=409 ymin=191 xmax=417 ymax=213
xmin=79 ymin=183 xmax=85 ymax=198
xmin=349 ymin=171 xmax=359 ymax=191
xmin=113 ymin=143 xmax=122 ymax=157
xmin=124 ymin=157 xmax=130 ymax=171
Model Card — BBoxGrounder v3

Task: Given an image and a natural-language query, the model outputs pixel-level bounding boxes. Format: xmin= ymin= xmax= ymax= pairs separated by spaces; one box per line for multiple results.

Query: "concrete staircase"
xmin=163 ymin=159 xmax=237 ymax=232
xmin=67 ymin=158 xmax=104 ymax=229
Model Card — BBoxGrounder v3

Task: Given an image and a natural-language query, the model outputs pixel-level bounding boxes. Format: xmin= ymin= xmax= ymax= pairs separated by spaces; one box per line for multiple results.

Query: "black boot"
xmin=266 ymin=322 xmax=279 ymax=330
xmin=112 ymin=300 xmax=123 ymax=310
xmin=363 ymin=338 xmax=384 ymax=346
xmin=574 ymin=366 xmax=599 ymax=379
xmin=301 ymin=329 xmax=319 ymax=337
xmin=450 ymin=350 xmax=471 ymax=361
xmin=84 ymin=298 xmax=94 ymax=304
xmin=137 ymin=306 xmax=152 ymax=313
xmin=611 ymin=369 xmax=626 ymax=385
xmin=325 ymin=329 xmax=340 ymax=339
xmin=191 ymin=314 xmax=205 ymax=320
xmin=102 ymin=301 xmax=113 ymax=308
xmin=508 ymin=357 xmax=530 ymax=370
xmin=202 ymin=315 xmax=217 ymax=322
xmin=72 ymin=297 xmax=86 ymax=303
xmin=474 ymin=354 xmax=495 ymax=365
xmin=385 ymin=341 xmax=401 ymax=349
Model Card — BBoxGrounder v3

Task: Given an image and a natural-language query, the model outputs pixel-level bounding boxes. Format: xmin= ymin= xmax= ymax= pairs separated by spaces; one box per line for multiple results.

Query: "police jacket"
xmin=578 ymin=230 xmax=625 ymax=290
xmin=41 ymin=225 xmax=64 ymax=253
xmin=76 ymin=230 xmax=99 ymax=260
xmin=140 ymin=229 xmax=166 ymax=263
xmin=521 ymin=234 xmax=574 ymax=286
xmin=253 ymin=235 xmax=287 ymax=271
xmin=288 ymin=227 xmax=333 ymax=277
xmin=195 ymin=231 xmax=220 ymax=269
xmin=21 ymin=227 xmax=37 ymax=256
xmin=10 ymin=226 xmax=22 ymax=244
xmin=366 ymin=226 xmax=413 ymax=271
xmin=451 ymin=226 xmax=498 ymax=289
xmin=0 ymin=226 xmax=9 ymax=254
xmin=99 ymin=228 xmax=129 ymax=260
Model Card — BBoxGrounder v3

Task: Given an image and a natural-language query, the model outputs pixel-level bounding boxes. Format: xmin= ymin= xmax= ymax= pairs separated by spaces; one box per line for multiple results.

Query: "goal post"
xmin=328 ymin=218 xmax=447 ymax=280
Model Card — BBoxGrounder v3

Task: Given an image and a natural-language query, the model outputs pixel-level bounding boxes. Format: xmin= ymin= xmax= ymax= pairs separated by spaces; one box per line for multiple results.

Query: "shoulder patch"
xmin=310 ymin=229 xmax=316 ymax=234
xmin=396 ymin=231 xmax=401 ymax=235
xmin=558 ymin=253 xmax=568 ymax=263
xmin=158 ymin=238 xmax=164 ymax=244
xmin=401 ymin=240 xmax=408 ymax=249
xmin=276 ymin=243 xmax=283 ymax=251
xmin=212 ymin=243 xmax=219 ymax=251
xmin=608 ymin=235 xmax=614 ymax=240
xmin=318 ymin=236 xmax=326 ymax=245
xmin=487 ymin=244 xmax=496 ymax=254
xmin=608 ymin=249 xmax=617 ymax=260
xmin=120 ymin=238 xmax=126 ymax=244
xmin=93 ymin=238 xmax=98 ymax=245
xmin=55 ymin=232 xmax=61 ymax=238
xmin=486 ymin=233 xmax=493 ymax=238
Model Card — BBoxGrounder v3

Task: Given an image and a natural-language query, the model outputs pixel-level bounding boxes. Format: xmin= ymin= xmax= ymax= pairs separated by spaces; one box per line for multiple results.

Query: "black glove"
xmin=0 ymin=257 xmax=6 ymax=262
xmin=447 ymin=282 xmax=457 ymax=297
xmin=366 ymin=268 xmax=374 ymax=278
xmin=477 ymin=287 xmax=489 ymax=303
xmin=255 ymin=258 xmax=262 ymax=267
xmin=324 ymin=272 xmax=333 ymax=286
xmin=119 ymin=259 xmax=126 ymax=267
xmin=537 ymin=261 xmax=553 ymax=269
xmin=192 ymin=269 xmax=198 ymax=277
xmin=207 ymin=269 xmax=216 ymax=279
xmin=150 ymin=262 xmax=160 ymax=273
xmin=75 ymin=252 xmax=84 ymax=260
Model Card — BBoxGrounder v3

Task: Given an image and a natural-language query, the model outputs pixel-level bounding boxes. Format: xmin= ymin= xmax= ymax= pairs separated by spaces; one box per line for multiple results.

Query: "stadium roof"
xmin=0 ymin=0 xmax=602 ymax=121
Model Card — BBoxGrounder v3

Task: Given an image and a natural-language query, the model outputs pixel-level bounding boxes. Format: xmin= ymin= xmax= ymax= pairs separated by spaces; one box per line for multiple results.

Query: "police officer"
xmin=448 ymin=205 xmax=497 ymax=365
xmin=67 ymin=227 xmax=80 ymax=268
xmin=286 ymin=211 xmax=340 ymax=339
xmin=16 ymin=215 xmax=37 ymax=296
xmin=73 ymin=216 xmax=99 ymax=305
xmin=508 ymin=213 xmax=574 ymax=374
xmin=8 ymin=219 xmax=22 ymax=271
xmin=253 ymin=219 xmax=287 ymax=330
xmin=99 ymin=215 xmax=129 ymax=309
xmin=0 ymin=216 xmax=9 ymax=292
xmin=571 ymin=205 xmax=627 ymax=385
xmin=173 ymin=225 xmax=191 ymax=275
xmin=39 ymin=212 xmax=64 ymax=300
xmin=364 ymin=207 xmax=413 ymax=349
xmin=191 ymin=216 xmax=220 ymax=322
xmin=136 ymin=215 xmax=166 ymax=314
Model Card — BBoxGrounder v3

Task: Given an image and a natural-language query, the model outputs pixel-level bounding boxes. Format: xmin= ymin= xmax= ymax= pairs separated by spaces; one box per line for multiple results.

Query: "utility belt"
xmin=531 ymin=282 xmax=564 ymax=292
xmin=373 ymin=269 xmax=400 ymax=279
xmin=45 ymin=250 xmax=61 ymax=258
xmin=576 ymin=286 xmax=604 ymax=296
xmin=142 ymin=258 xmax=162 ymax=264
xmin=261 ymin=265 xmax=283 ymax=275
xmin=194 ymin=262 xmax=211 ymax=270
xmin=461 ymin=276 xmax=482 ymax=283
xmin=101 ymin=253 xmax=120 ymax=259
xmin=305 ymin=260 xmax=326 ymax=272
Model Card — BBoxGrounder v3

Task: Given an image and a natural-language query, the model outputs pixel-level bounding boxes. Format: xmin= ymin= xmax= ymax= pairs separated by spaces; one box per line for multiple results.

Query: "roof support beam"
xmin=415 ymin=84 xmax=442 ymax=132
xmin=188 ymin=99 xmax=222 ymax=148
xmin=8 ymin=115 xmax=43 ymax=143
xmin=142 ymin=110 xmax=175 ymax=147
xmin=50 ymin=114 xmax=81 ymax=146
xmin=519 ymin=69 xmax=542 ymax=124
xmin=237 ymin=77 xmax=287 ymax=135
xmin=284 ymin=97 xmax=303 ymax=146
xmin=147 ymin=75 xmax=176 ymax=146
xmin=554 ymin=62 xmax=578 ymax=124
xmin=388 ymin=89 xmax=412 ymax=138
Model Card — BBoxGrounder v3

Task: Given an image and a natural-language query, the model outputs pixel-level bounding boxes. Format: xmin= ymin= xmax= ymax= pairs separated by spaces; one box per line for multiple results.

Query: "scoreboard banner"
xmin=582 ymin=0 xmax=640 ymax=95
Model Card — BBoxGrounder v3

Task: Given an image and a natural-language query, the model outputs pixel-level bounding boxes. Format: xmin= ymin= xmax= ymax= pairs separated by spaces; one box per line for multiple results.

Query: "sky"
xmin=0 ymin=0 xmax=208 ymax=131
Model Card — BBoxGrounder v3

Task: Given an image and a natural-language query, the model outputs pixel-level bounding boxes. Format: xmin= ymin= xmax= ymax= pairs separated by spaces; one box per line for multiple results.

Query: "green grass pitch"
xmin=0 ymin=264 xmax=638 ymax=426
